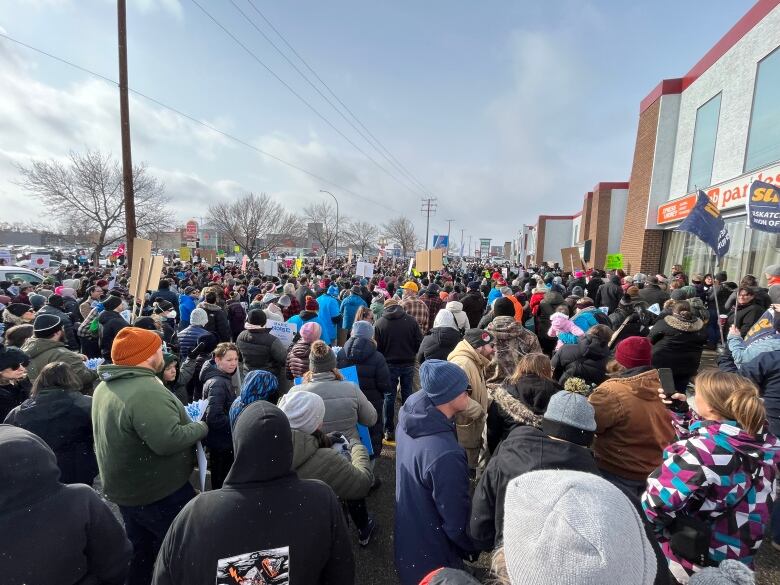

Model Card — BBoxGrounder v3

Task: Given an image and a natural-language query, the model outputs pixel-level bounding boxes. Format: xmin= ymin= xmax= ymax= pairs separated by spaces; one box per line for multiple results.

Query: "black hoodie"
xmin=551 ymin=334 xmax=611 ymax=386
xmin=375 ymin=304 xmax=423 ymax=366
xmin=417 ymin=326 xmax=462 ymax=364
xmin=0 ymin=425 xmax=131 ymax=585
xmin=152 ymin=401 xmax=354 ymax=585
xmin=200 ymin=358 xmax=236 ymax=452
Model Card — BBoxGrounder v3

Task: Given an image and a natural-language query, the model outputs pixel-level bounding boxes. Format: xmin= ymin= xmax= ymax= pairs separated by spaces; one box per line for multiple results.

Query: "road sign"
xmin=185 ymin=220 xmax=198 ymax=242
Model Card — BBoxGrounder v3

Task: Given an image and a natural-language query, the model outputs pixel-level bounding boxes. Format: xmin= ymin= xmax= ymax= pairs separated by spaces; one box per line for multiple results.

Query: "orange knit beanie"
xmin=111 ymin=326 xmax=162 ymax=366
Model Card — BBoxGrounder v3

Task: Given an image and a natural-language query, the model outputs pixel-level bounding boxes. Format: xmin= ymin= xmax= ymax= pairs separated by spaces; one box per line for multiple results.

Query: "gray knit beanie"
xmin=541 ymin=391 xmax=596 ymax=447
xmin=309 ymin=340 xmax=337 ymax=373
xmin=190 ymin=307 xmax=208 ymax=327
xmin=689 ymin=560 xmax=754 ymax=585
xmin=503 ymin=470 xmax=656 ymax=585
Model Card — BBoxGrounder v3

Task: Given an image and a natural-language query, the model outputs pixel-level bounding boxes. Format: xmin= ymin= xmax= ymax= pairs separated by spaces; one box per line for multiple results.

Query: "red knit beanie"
xmin=304 ymin=296 xmax=319 ymax=312
xmin=614 ymin=336 xmax=652 ymax=369
xmin=111 ymin=326 xmax=162 ymax=366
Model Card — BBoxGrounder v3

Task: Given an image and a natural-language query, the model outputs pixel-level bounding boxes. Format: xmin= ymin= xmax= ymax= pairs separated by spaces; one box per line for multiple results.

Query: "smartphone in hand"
xmin=657 ymin=367 xmax=688 ymax=413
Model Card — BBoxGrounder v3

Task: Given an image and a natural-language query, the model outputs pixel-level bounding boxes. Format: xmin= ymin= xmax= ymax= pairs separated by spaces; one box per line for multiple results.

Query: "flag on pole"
xmin=676 ymin=190 xmax=730 ymax=258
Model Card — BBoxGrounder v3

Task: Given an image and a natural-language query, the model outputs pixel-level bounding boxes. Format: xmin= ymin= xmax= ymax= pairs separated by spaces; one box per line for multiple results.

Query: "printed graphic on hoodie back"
xmin=216 ymin=547 xmax=289 ymax=584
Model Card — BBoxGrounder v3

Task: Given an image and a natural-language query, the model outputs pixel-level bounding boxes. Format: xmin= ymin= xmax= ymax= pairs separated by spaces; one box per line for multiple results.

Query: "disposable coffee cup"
xmin=718 ymin=314 xmax=728 ymax=326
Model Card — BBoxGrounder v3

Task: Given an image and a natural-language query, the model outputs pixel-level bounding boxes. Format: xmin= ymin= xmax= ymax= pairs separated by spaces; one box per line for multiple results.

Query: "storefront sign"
xmin=657 ymin=163 xmax=780 ymax=225
xmin=747 ymin=180 xmax=780 ymax=233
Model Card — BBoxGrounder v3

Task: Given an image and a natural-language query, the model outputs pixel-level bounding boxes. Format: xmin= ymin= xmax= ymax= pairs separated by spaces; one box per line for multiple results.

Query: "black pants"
xmin=210 ymin=448 xmax=234 ymax=490
xmin=346 ymin=498 xmax=369 ymax=530
xmin=119 ymin=482 xmax=195 ymax=585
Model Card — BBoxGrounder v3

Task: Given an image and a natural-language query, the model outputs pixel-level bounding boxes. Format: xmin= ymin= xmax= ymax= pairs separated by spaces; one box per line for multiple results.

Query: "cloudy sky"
xmin=0 ymin=0 xmax=753 ymax=249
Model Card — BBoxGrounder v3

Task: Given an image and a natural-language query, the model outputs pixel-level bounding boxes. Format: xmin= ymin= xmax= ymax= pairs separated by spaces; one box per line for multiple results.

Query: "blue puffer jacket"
xmin=177 ymin=325 xmax=208 ymax=360
xmin=394 ymin=391 xmax=475 ymax=585
xmin=340 ymin=294 xmax=367 ymax=331
xmin=316 ymin=292 xmax=340 ymax=344
xmin=179 ymin=294 xmax=196 ymax=327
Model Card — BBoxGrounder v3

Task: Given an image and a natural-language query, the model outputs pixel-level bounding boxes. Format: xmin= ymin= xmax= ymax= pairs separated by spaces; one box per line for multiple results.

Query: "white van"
xmin=0 ymin=266 xmax=44 ymax=285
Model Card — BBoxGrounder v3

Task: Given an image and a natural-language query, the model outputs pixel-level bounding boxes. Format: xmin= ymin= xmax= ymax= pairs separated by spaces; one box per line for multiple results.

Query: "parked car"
xmin=0 ymin=266 xmax=44 ymax=284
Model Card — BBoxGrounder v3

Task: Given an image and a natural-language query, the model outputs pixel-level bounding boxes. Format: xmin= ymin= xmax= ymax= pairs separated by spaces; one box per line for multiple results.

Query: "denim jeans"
xmin=119 ymin=482 xmax=195 ymax=585
xmin=385 ymin=364 xmax=415 ymax=433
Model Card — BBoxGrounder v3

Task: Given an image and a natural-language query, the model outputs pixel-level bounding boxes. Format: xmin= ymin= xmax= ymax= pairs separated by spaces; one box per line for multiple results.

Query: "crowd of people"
xmin=2 ymin=255 xmax=780 ymax=585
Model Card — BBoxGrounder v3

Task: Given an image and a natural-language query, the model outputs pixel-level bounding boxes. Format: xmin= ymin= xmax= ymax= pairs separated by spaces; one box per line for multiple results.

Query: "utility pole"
xmin=459 ymin=228 xmax=465 ymax=258
xmin=468 ymin=235 xmax=473 ymax=257
xmin=421 ymin=197 xmax=437 ymax=250
xmin=118 ymin=0 xmax=136 ymax=267
xmin=445 ymin=218 xmax=455 ymax=254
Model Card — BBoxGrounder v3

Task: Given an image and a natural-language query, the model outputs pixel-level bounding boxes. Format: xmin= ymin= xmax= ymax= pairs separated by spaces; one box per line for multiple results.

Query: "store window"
xmin=745 ymin=47 xmax=780 ymax=172
xmin=687 ymin=93 xmax=722 ymax=193
xmin=662 ymin=219 xmax=780 ymax=285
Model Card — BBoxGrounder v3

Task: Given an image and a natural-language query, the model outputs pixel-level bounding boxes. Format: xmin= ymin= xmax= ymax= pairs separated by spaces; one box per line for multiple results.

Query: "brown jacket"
xmin=448 ymin=340 xmax=491 ymax=468
xmin=588 ymin=367 xmax=675 ymax=481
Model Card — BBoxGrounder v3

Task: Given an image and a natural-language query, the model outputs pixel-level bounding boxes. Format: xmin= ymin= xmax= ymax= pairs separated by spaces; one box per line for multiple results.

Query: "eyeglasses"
xmin=9 ymin=361 xmax=29 ymax=371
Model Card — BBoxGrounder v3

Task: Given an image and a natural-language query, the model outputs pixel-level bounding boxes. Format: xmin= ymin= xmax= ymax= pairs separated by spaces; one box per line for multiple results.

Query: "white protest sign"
xmin=355 ymin=261 xmax=374 ymax=278
xmin=261 ymin=259 xmax=279 ymax=277
xmin=407 ymin=258 xmax=414 ymax=275
xmin=29 ymin=254 xmax=50 ymax=269
xmin=269 ymin=320 xmax=297 ymax=346
xmin=647 ymin=303 xmax=661 ymax=316
xmin=0 ymin=249 xmax=11 ymax=266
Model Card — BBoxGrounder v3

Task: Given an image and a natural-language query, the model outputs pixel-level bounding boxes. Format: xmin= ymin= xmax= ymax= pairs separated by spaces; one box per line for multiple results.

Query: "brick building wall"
xmin=535 ymin=219 xmax=547 ymax=265
xmin=620 ymin=99 xmax=665 ymax=274
xmin=579 ymin=192 xmax=593 ymax=242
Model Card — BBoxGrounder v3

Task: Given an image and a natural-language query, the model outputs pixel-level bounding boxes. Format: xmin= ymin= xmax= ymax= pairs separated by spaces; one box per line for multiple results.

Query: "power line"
xmin=228 ymin=0 xmax=430 ymax=197
xmin=0 ymin=31 xmax=400 ymax=214
xmin=189 ymin=0 xmax=426 ymax=200
xmin=241 ymin=0 xmax=433 ymax=197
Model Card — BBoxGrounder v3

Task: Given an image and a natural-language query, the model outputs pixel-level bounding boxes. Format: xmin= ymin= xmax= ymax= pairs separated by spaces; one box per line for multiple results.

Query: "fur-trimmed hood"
xmin=664 ymin=313 xmax=703 ymax=332
xmin=489 ymin=381 xmax=556 ymax=429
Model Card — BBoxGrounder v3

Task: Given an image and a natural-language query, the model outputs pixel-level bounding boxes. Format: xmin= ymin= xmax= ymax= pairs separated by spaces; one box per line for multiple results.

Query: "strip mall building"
xmin=525 ymin=0 xmax=780 ymax=283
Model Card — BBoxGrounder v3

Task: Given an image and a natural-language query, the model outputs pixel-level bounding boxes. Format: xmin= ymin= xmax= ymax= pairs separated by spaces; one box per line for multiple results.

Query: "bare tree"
xmin=343 ymin=220 xmax=378 ymax=256
xmin=382 ymin=216 xmax=418 ymax=258
xmin=208 ymin=192 xmax=300 ymax=261
xmin=301 ymin=201 xmax=339 ymax=255
xmin=16 ymin=150 xmax=172 ymax=265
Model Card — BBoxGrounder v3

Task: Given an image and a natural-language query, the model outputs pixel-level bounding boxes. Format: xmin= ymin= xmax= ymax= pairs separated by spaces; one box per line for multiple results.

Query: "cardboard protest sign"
xmin=415 ymin=249 xmax=444 ymax=272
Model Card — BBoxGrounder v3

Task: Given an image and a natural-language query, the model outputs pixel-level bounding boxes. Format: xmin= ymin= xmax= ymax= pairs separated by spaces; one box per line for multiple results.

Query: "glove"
xmin=189 ymin=342 xmax=206 ymax=358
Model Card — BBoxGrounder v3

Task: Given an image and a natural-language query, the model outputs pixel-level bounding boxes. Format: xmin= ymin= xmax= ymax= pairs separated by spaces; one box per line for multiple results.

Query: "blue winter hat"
xmin=327 ymin=285 xmax=339 ymax=297
xmin=420 ymin=359 xmax=468 ymax=406
xmin=229 ymin=369 xmax=279 ymax=429
xmin=351 ymin=320 xmax=374 ymax=340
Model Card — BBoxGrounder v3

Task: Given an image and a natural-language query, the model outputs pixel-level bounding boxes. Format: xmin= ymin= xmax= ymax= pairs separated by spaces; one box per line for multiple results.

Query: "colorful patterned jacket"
xmin=642 ymin=414 xmax=780 ymax=584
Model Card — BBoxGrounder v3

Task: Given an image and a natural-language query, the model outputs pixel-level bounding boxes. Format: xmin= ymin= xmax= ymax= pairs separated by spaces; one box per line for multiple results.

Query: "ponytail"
xmin=695 ymin=370 xmax=766 ymax=435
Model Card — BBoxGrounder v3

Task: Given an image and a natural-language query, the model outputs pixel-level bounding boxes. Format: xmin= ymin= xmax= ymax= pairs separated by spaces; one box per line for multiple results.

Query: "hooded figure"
xmin=485 ymin=298 xmax=543 ymax=385
xmin=151 ymin=401 xmax=355 ymax=585
xmin=0 ymin=425 xmax=132 ymax=585
xmin=417 ymin=309 xmax=464 ymax=365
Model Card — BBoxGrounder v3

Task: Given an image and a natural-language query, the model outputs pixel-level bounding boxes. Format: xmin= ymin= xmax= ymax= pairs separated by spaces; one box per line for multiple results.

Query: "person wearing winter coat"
xmin=235 ymin=309 xmax=287 ymax=382
xmin=21 ymin=314 xmax=98 ymax=392
xmin=336 ymin=320 xmax=391 ymax=459
xmin=177 ymin=307 xmax=209 ymax=360
xmin=280 ymin=390 xmax=377 ymax=546
xmin=37 ymin=294 xmax=79 ymax=350
xmin=418 ymin=309 xmax=464 ymax=365
xmin=288 ymin=340 xmax=377 ymax=443
xmin=571 ymin=298 xmax=602 ymax=333
xmin=472 ymin=390 xmax=600 ymax=549
xmin=177 ymin=286 xmax=198 ymax=329
xmin=486 ymin=353 xmax=561 ymax=453
xmin=460 ymin=282 xmax=486 ymax=329
xmin=548 ymin=308 xmax=585 ymax=350
xmin=648 ymin=301 xmax=707 ymax=392
xmin=225 ymin=295 xmax=246 ymax=341
xmin=91 ymin=327 xmax=208 ymax=585
xmin=485 ymin=297 xmax=542 ymax=385
xmin=536 ymin=290 xmax=565 ymax=354
xmin=589 ymin=336 xmax=675 ymax=497
xmin=370 ymin=290 xmax=385 ymax=322
xmin=198 ymin=291 xmax=231 ymax=343
xmin=98 ymin=295 xmax=128 ymax=362
xmin=285 ymin=321 xmax=320 ymax=380
xmin=551 ymin=324 xmax=612 ymax=386
xmin=608 ymin=293 xmax=654 ymax=346
xmin=448 ymin=329 xmax=495 ymax=470
xmin=726 ymin=310 xmax=780 ymax=370
xmin=375 ymin=300 xmax=423 ymax=439
xmin=151 ymin=400 xmax=355 ymax=585
xmin=595 ymin=274 xmax=625 ymax=314
xmin=4 ymin=361 xmax=97 ymax=485
xmin=228 ymin=369 xmax=279 ymax=429
xmin=288 ymin=295 xmax=325 ymax=333
xmin=727 ymin=287 xmax=766 ymax=338
xmin=158 ymin=352 xmax=191 ymax=404
xmin=0 ymin=344 xmax=31 ymax=422
xmin=394 ymin=360 xmax=477 ymax=585
xmin=585 ymin=270 xmax=604 ymax=299
xmin=340 ymin=286 xmax=369 ymax=332
xmin=316 ymin=285 xmax=341 ymax=344
xmin=201 ymin=342 xmax=239 ymax=489
xmin=0 ymin=425 xmax=132 ymax=585
xmin=642 ymin=371 xmax=780 ymax=584
xmin=639 ymin=277 xmax=670 ymax=309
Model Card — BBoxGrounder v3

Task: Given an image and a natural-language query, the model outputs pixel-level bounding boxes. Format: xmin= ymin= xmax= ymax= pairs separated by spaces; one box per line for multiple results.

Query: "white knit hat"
xmin=278 ymin=391 xmax=326 ymax=434
xmin=503 ymin=470 xmax=656 ymax=585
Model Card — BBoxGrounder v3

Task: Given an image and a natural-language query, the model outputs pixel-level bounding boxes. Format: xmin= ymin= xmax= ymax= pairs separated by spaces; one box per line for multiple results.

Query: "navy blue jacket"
xmin=394 ymin=392 xmax=475 ymax=585
xmin=177 ymin=325 xmax=207 ymax=361
xmin=335 ymin=336 xmax=391 ymax=406
xmin=200 ymin=360 xmax=234 ymax=452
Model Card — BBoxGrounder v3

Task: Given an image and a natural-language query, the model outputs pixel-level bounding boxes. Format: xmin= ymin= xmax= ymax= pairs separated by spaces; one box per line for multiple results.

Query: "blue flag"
xmin=747 ymin=180 xmax=780 ymax=233
xmin=677 ymin=190 xmax=730 ymax=257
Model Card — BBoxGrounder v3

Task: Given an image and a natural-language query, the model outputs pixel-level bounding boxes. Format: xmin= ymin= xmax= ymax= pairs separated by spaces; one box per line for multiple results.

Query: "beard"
xmin=153 ymin=354 xmax=165 ymax=373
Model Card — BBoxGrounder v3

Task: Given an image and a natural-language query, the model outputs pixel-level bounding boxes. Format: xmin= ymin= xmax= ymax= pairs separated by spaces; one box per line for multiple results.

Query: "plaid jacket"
xmin=400 ymin=295 xmax=429 ymax=335
xmin=420 ymin=295 xmax=445 ymax=333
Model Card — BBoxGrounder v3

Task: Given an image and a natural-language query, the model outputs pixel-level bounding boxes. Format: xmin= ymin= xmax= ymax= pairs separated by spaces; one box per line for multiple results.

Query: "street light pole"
xmin=319 ymin=189 xmax=338 ymax=256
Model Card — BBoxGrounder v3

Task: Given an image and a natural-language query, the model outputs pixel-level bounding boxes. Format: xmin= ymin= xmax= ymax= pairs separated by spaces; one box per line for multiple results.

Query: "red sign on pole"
xmin=185 ymin=220 xmax=198 ymax=241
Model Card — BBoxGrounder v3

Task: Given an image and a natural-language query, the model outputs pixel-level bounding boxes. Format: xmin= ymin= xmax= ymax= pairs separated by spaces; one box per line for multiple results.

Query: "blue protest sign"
xmin=677 ymin=190 xmax=730 ymax=257
xmin=747 ymin=180 xmax=780 ymax=233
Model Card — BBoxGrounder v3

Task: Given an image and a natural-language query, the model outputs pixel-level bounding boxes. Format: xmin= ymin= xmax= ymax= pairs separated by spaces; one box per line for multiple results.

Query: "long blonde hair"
xmin=695 ymin=370 xmax=766 ymax=434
